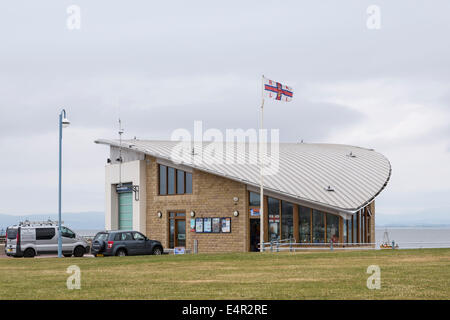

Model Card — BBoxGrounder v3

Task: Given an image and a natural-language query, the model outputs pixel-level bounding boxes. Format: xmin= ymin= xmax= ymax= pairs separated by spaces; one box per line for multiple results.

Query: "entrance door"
xmin=118 ymin=192 xmax=133 ymax=230
xmin=169 ymin=212 xmax=186 ymax=248
xmin=250 ymin=219 xmax=260 ymax=252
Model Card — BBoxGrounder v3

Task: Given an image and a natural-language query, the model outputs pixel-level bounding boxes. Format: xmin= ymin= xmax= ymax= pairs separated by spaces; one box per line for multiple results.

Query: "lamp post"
xmin=58 ymin=109 xmax=70 ymax=258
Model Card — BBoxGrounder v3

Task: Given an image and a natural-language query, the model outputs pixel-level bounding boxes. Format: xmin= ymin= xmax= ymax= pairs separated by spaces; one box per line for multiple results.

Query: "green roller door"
xmin=118 ymin=192 xmax=133 ymax=230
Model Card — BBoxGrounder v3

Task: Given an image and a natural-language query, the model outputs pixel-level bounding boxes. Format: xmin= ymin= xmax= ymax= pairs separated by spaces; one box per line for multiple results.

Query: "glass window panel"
xmin=326 ymin=213 xmax=340 ymax=243
xmin=249 ymin=192 xmax=260 ymax=207
xmin=177 ymin=170 xmax=185 ymax=194
xmin=312 ymin=210 xmax=325 ymax=243
xmin=299 ymin=206 xmax=311 ymax=243
xmin=353 ymin=213 xmax=357 ymax=243
xmin=348 ymin=218 xmax=352 ymax=243
xmin=343 ymin=219 xmax=347 ymax=243
xmin=159 ymin=165 xmax=167 ymax=195
xmin=267 ymin=197 xmax=280 ymax=241
xmin=281 ymin=201 xmax=293 ymax=240
xmin=185 ymin=172 xmax=192 ymax=194
xmin=169 ymin=219 xmax=174 ymax=248
xmin=168 ymin=167 xmax=175 ymax=195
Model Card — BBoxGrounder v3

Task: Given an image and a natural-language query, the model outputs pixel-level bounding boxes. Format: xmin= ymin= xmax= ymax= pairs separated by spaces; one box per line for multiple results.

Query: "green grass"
xmin=1 ymin=248 xmax=449 ymax=299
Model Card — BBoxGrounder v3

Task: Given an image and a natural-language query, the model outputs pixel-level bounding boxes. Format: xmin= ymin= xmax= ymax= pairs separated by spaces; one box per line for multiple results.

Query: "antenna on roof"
xmin=118 ymin=118 xmax=124 ymax=187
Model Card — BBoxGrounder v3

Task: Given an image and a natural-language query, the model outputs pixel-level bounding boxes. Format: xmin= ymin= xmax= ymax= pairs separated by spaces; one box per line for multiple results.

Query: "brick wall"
xmin=145 ymin=156 xmax=248 ymax=253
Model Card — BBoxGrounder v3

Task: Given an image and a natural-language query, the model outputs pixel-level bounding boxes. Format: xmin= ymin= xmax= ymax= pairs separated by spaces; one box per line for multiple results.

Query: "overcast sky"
xmin=0 ymin=1 xmax=449 ymax=224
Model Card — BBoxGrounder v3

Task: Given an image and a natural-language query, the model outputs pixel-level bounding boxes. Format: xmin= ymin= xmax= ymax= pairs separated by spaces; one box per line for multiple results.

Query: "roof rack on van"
xmin=18 ymin=219 xmax=63 ymax=227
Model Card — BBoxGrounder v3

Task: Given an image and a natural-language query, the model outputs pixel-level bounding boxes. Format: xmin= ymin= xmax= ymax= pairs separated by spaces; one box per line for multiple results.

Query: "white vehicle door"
xmin=35 ymin=227 xmax=56 ymax=253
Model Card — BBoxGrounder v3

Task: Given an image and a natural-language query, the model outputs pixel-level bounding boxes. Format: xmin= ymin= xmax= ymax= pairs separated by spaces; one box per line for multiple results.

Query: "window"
xmin=36 ymin=228 xmax=56 ymax=240
xmin=6 ymin=228 xmax=17 ymax=240
xmin=120 ymin=232 xmax=133 ymax=241
xmin=267 ymin=197 xmax=280 ymax=241
xmin=298 ymin=206 xmax=311 ymax=243
xmin=312 ymin=210 xmax=325 ymax=243
xmin=95 ymin=233 xmax=108 ymax=242
xmin=249 ymin=192 xmax=260 ymax=206
xmin=281 ymin=201 xmax=293 ymax=240
xmin=177 ymin=170 xmax=184 ymax=194
xmin=326 ymin=213 xmax=339 ymax=243
xmin=343 ymin=219 xmax=347 ymax=243
xmin=159 ymin=165 xmax=167 ymax=195
xmin=168 ymin=167 xmax=175 ymax=195
xmin=353 ymin=213 xmax=357 ymax=243
xmin=159 ymin=164 xmax=192 ymax=195
xmin=348 ymin=218 xmax=353 ymax=243
xmin=60 ymin=226 xmax=75 ymax=239
xmin=133 ymin=232 xmax=145 ymax=240
xmin=186 ymin=173 xmax=192 ymax=194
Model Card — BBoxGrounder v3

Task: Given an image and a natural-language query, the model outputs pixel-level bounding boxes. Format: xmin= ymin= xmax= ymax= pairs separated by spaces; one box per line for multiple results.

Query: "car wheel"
xmin=73 ymin=246 xmax=85 ymax=257
xmin=152 ymin=246 xmax=163 ymax=255
xmin=116 ymin=249 xmax=127 ymax=257
xmin=23 ymin=248 xmax=36 ymax=258
xmin=63 ymin=253 xmax=72 ymax=258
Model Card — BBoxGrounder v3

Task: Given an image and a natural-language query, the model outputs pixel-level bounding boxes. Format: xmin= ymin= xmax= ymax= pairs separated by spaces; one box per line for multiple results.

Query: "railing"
xmin=258 ymin=239 xmax=450 ymax=251
xmin=258 ymin=239 xmax=376 ymax=252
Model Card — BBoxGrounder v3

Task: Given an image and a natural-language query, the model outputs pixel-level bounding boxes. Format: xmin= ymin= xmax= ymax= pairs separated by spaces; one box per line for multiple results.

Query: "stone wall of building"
xmin=145 ymin=156 xmax=248 ymax=253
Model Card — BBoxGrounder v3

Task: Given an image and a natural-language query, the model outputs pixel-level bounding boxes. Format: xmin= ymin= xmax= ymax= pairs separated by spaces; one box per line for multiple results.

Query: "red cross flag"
xmin=264 ymin=77 xmax=293 ymax=102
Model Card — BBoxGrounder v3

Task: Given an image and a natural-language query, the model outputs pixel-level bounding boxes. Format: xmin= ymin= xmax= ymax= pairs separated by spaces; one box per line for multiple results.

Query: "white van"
xmin=5 ymin=220 xmax=90 ymax=258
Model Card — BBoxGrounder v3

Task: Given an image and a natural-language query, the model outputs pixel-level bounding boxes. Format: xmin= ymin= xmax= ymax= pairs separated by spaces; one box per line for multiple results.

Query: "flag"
xmin=264 ymin=77 xmax=293 ymax=102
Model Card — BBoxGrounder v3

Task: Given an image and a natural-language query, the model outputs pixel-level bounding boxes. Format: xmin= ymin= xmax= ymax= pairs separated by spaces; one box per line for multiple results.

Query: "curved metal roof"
xmin=95 ymin=139 xmax=391 ymax=213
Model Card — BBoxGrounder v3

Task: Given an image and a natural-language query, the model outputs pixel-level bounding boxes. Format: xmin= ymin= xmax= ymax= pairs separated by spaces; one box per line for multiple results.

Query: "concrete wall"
xmin=105 ymin=160 xmax=147 ymax=234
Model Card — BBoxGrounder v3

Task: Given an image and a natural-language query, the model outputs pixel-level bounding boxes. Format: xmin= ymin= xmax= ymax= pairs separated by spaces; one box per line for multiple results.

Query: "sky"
xmin=0 ymin=1 xmax=449 ymax=225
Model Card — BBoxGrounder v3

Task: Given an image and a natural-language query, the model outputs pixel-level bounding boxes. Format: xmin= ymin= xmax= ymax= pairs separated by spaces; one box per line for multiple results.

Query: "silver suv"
xmin=5 ymin=220 xmax=90 ymax=258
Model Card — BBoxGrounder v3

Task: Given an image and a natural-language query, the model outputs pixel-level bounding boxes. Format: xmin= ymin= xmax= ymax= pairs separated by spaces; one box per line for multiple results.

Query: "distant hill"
xmin=0 ymin=212 xmax=104 ymax=231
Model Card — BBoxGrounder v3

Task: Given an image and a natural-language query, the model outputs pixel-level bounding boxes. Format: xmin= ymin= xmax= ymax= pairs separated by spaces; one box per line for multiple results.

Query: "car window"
xmin=94 ymin=233 xmax=108 ymax=241
xmin=114 ymin=233 xmax=121 ymax=241
xmin=36 ymin=228 xmax=56 ymax=240
xmin=6 ymin=228 xmax=17 ymax=240
xmin=121 ymin=232 xmax=133 ymax=241
xmin=61 ymin=226 xmax=75 ymax=238
xmin=133 ymin=232 xmax=145 ymax=240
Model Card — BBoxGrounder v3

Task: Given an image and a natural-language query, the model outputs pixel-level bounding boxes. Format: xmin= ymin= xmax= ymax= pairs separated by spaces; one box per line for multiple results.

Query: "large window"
xmin=281 ymin=201 xmax=293 ymax=240
xmin=312 ymin=210 xmax=325 ymax=243
xmin=298 ymin=206 xmax=311 ymax=243
xmin=159 ymin=164 xmax=192 ymax=195
xmin=159 ymin=165 xmax=167 ymax=195
xmin=267 ymin=197 xmax=280 ymax=241
xmin=353 ymin=213 xmax=358 ymax=243
xmin=168 ymin=167 xmax=175 ymax=195
xmin=177 ymin=169 xmax=185 ymax=194
xmin=249 ymin=192 xmax=260 ymax=207
xmin=326 ymin=213 xmax=340 ymax=243
xmin=348 ymin=218 xmax=353 ymax=243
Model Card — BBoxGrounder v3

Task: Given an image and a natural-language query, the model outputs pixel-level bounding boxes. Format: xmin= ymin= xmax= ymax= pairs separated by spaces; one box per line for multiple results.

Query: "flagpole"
xmin=259 ymin=75 xmax=265 ymax=252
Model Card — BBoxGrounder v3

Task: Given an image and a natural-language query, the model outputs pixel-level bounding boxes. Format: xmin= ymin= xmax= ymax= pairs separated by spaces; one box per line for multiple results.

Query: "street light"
xmin=58 ymin=109 xmax=70 ymax=258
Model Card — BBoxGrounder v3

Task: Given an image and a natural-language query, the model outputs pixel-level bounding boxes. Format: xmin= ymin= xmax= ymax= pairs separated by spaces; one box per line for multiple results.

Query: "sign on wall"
xmin=203 ymin=218 xmax=212 ymax=233
xmin=191 ymin=217 xmax=232 ymax=233
xmin=221 ymin=218 xmax=231 ymax=233
xmin=195 ymin=218 xmax=203 ymax=233
xmin=212 ymin=218 xmax=221 ymax=233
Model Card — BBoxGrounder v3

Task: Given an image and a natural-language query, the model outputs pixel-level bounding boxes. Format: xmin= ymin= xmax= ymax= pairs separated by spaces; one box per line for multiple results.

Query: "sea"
xmin=374 ymin=227 xmax=450 ymax=249
xmin=73 ymin=227 xmax=450 ymax=249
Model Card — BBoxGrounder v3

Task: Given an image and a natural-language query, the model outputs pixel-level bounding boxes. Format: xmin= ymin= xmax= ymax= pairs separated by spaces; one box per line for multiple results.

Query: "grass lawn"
xmin=0 ymin=248 xmax=449 ymax=299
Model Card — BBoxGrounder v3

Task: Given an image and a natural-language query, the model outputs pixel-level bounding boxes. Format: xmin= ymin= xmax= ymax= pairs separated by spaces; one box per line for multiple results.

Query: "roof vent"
xmin=347 ymin=151 xmax=356 ymax=158
xmin=325 ymin=185 xmax=335 ymax=192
